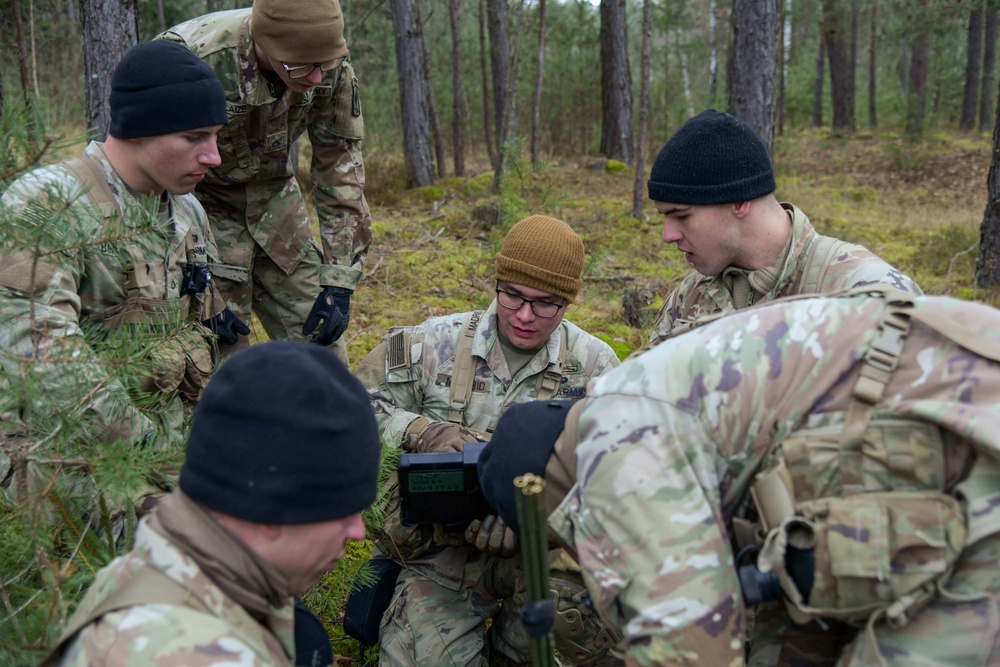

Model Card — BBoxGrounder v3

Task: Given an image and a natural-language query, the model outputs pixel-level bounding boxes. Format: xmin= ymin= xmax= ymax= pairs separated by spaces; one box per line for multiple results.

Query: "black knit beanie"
xmin=477 ymin=400 xmax=575 ymax=535
xmin=180 ymin=341 xmax=380 ymax=524
xmin=109 ymin=41 xmax=228 ymax=139
xmin=647 ymin=109 xmax=776 ymax=205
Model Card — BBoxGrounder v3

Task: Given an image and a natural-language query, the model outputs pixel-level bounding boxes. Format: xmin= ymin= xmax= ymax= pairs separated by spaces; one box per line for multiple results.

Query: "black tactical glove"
xmin=204 ymin=308 xmax=250 ymax=345
xmin=303 ymin=286 xmax=352 ymax=346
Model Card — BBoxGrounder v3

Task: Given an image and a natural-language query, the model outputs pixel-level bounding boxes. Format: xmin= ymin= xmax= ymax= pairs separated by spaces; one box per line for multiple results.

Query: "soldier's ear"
xmin=731 ymin=200 xmax=752 ymax=218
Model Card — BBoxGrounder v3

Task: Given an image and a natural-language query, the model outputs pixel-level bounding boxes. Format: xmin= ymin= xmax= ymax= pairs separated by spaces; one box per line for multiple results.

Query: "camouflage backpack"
xmin=744 ymin=293 xmax=1000 ymax=657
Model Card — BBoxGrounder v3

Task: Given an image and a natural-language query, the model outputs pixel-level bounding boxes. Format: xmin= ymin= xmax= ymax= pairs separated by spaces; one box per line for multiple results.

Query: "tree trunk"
xmin=390 ymin=0 xmax=435 ymax=186
xmin=416 ymin=2 xmax=446 ymax=179
xmin=487 ymin=0 xmax=513 ymax=193
xmin=981 ymin=9 xmax=998 ymax=133
xmin=975 ymin=74 xmax=1000 ymax=287
xmin=478 ymin=0 xmax=495 ymax=168
xmin=599 ymin=0 xmax=633 ymax=163
xmin=450 ymin=0 xmax=465 ymax=177
xmin=868 ymin=0 xmax=877 ymax=129
xmin=905 ymin=30 xmax=930 ymax=141
xmin=962 ymin=7 xmax=985 ymax=131
xmin=530 ymin=0 xmax=546 ymax=168
xmin=823 ymin=0 xmax=855 ymax=132
xmin=81 ymin=0 xmax=139 ymax=140
xmin=709 ymin=0 xmax=720 ymax=107
xmin=632 ymin=0 xmax=652 ymax=220
xmin=778 ymin=0 xmax=789 ymax=137
xmin=11 ymin=0 xmax=32 ymax=108
xmin=814 ymin=30 xmax=825 ymax=127
xmin=156 ymin=0 xmax=166 ymax=35
xmin=728 ymin=0 xmax=778 ymax=155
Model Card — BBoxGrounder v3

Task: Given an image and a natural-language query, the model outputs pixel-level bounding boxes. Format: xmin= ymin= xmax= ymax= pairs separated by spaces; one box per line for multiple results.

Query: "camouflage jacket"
xmin=0 ymin=142 xmax=222 ymax=450
xmin=361 ymin=300 xmax=621 ymax=447
xmin=550 ymin=291 xmax=1000 ymax=666
xmin=647 ymin=203 xmax=922 ymax=345
xmin=159 ymin=9 xmax=372 ymax=290
xmin=58 ymin=519 xmax=295 ymax=666
xmin=359 ymin=300 xmax=619 ymax=586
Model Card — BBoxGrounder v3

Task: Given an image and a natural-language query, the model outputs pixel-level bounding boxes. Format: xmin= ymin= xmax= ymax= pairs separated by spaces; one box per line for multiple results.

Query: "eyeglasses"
xmin=496 ymin=288 xmax=566 ymax=318
xmin=279 ymin=57 xmax=343 ymax=80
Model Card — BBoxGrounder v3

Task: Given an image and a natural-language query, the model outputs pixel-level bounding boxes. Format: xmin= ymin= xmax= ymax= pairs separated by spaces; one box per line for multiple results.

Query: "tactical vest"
xmin=61 ymin=154 xmax=216 ymax=401
xmin=740 ymin=292 xmax=1000 ymax=664
xmin=375 ymin=312 xmax=569 ymax=562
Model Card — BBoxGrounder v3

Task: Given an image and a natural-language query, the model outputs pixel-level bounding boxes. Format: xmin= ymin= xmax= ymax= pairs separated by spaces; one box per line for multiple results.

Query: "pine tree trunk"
xmin=962 ymin=7 xmax=985 ymax=131
xmin=975 ymin=75 xmax=1000 ymax=287
xmin=81 ymin=0 xmax=139 ymax=140
xmin=530 ymin=0 xmax=546 ymax=168
xmin=814 ymin=30 xmax=825 ymax=127
xmin=416 ymin=1 xmax=445 ymax=179
xmin=478 ymin=0 xmax=495 ymax=168
xmin=599 ymin=0 xmax=633 ymax=163
xmin=390 ymin=0 xmax=435 ymax=186
xmin=632 ymin=0 xmax=652 ymax=220
xmin=981 ymin=9 xmax=998 ymax=133
xmin=11 ymin=0 xmax=32 ymax=108
xmin=450 ymin=0 xmax=465 ymax=177
xmin=868 ymin=0 xmax=877 ymax=129
xmin=729 ymin=0 xmax=778 ymax=154
xmin=905 ymin=30 xmax=930 ymax=141
xmin=487 ymin=0 xmax=512 ymax=193
xmin=823 ymin=0 xmax=855 ymax=132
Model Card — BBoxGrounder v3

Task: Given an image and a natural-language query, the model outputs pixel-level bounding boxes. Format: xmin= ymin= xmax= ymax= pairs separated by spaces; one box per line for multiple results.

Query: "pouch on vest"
xmin=343 ymin=557 xmax=402 ymax=647
xmin=757 ymin=491 xmax=967 ymax=627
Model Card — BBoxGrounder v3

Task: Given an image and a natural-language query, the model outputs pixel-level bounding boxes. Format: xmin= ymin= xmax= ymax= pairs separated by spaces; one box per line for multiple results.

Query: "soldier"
xmin=645 ymin=109 xmax=921 ymax=346
xmin=45 ymin=341 xmax=380 ymax=666
xmin=158 ymin=0 xmax=371 ymax=363
xmin=354 ymin=215 xmax=622 ymax=667
xmin=479 ymin=288 xmax=1000 ymax=666
xmin=0 ymin=41 xmax=247 ymax=504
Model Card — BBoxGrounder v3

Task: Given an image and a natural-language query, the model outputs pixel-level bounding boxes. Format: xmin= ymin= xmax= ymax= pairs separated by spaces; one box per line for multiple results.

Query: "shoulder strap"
xmin=60 ymin=154 xmax=118 ymax=220
xmin=797 ymin=234 xmax=850 ymax=294
xmin=535 ymin=323 xmax=568 ymax=400
xmin=40 ymin=566 xmax=208 ymax=666
xmin=448 ymin=311 xmax=483 ymax=424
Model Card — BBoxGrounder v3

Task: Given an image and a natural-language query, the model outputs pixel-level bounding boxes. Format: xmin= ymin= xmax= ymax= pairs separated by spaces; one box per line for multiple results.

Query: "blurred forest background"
xmin=4 ymin=0 xmax=1000 ymax=664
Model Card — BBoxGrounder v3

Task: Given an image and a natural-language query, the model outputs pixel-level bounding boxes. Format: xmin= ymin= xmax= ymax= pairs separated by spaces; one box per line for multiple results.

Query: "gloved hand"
xmin=409 ymin=421 xmax=482 ymax=453
xmin=303 ymin=286 xmax=352 ymax=346
xmin=204 ymin=308 xmax=250 ymax=345
xmin=465 ymin=515 xmax=519 ymax=558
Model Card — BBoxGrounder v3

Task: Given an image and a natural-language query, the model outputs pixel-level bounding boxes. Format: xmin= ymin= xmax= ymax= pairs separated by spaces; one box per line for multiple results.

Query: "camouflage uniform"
xmin=549 ymin=290 xmax=1000 ymax=666
xmin=360 ymin=299 xmax=620 ymax=667
xmin=159 ymin=9 xmax=371 ymax=358
xmin=57 ymin=494 xmax=296 ymax=666
xmin=647 ymin=204 xmax=922 ymax=345
xmin=0 ymin=142 xmax=223 ymax=489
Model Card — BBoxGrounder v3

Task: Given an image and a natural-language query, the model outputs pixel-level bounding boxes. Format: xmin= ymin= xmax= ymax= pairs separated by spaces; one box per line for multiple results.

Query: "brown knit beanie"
xmin=495 ymin=215 xmax=584 ymax=303
xmin=251 ymin=0 xmax=348 ymax=65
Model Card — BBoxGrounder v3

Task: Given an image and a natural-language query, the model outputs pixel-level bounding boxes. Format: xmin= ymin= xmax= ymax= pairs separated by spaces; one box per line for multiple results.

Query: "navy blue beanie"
xmin=647 ymin=109 xmax=775 ymax=205
xmin=180 ymin=341 xmax=380 ymax=524
xmin=109 ymin=41 xmax=228 ymax=139
xmin=478 ymin=400 xmax=575 ymax=535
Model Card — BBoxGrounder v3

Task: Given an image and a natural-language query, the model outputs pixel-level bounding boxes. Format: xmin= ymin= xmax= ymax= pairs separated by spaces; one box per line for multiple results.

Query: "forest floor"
xmin=299 ymin=127 xmax=997 ymax=664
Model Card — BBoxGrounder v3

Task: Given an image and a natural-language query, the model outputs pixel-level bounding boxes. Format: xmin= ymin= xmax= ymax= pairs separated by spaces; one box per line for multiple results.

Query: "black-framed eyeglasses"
xmin=280 ymin=57 xmax=342 ymax=79
xmin=496 ymin=287 xmax=566 ymax=318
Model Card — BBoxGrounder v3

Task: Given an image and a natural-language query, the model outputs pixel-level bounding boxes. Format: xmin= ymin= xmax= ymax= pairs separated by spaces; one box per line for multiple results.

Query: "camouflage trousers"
xmin=379 ymin=549 xmax=531 ymax=667
xmin=212 ymin=239 xmax=348 ymax=364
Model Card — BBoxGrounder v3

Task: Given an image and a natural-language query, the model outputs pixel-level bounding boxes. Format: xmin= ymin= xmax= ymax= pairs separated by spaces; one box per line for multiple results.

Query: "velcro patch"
xmin=387 ymin=329 xmax=409 ymax=371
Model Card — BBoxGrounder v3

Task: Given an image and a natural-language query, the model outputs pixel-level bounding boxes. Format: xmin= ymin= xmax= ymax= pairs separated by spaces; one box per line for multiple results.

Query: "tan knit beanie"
xmin=251 ymin=0 xmax=348 ymax=65
xmin=495 ymin=215 xmax=584 ymax=303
